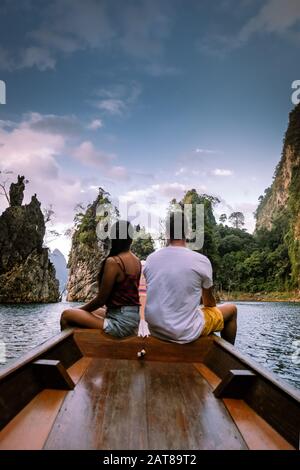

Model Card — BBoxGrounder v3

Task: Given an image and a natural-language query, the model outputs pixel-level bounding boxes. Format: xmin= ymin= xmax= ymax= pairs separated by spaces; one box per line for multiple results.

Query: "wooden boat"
xmin=0 ymin=329 xmax=299 ymax=450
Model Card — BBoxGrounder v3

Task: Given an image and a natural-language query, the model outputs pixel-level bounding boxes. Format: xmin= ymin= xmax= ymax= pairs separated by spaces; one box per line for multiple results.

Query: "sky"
xmin=0 ymin=0 xmax=299 ymax=258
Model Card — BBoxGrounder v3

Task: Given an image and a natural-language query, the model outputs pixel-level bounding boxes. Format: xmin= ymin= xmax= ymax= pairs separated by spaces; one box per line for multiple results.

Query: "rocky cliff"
xmin=0 ymin=176 xmax=60 ymax=303
xmin=67 ymin=189 xmax=112 ymax=301
xmin=255 ymin=104 xmax=300 ymax=286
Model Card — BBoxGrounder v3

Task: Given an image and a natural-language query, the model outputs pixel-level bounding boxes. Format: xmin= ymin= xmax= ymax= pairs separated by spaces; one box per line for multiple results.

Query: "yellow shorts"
xmin=200 ymin=306 xmax=224 ymax=336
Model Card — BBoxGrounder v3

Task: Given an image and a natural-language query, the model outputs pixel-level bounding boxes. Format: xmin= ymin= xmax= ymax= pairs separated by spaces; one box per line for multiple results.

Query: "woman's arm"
xmin=80 ymin=258 xmax=118 ymax=312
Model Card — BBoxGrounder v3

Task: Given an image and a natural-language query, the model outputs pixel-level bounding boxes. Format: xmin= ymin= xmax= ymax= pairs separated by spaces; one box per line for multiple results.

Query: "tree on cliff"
xmin=219 ymin=213 xmax=227 ymax=224
xmin=131 ymin=226 xmax=155 ymax=260
xmin=229 ymin=212 xmax=245 ymax=230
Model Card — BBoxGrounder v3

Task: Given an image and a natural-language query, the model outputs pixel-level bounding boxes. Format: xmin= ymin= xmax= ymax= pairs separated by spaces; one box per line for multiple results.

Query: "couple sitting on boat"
xmin=61 ymin=214 xmax=237 ymax=345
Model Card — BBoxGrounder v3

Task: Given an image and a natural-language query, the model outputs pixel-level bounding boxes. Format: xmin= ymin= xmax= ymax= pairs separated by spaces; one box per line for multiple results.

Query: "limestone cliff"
xmin=67 ymin=189 xmax=112 ymax=301
xmin=0 ymin=176 xmax=60 ymax=303
xmin=255 ymin=104 xmax=300 ymax=285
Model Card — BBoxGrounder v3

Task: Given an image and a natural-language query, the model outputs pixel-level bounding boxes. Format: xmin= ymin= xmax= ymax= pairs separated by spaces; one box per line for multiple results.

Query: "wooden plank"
xmin=33 ymin=360 xmax=75 ymax=390
xmin=196 ymin=363 xmax=295 ymax=450
xmin=145 ymin=362 xmax=247 ymax=450
xmin=45 ymin=359 xmax=247 ymax=450
xmin=0 ymin=330 xmax=75 ymax=380
xmin=45 ymin=359 xmax=148 ymax=450
xmin=223 ymin=399 xmax=294 ymax=451
xmin=213 ymin=370 xmax=256 ymax=399
xmin=0 ymin=357 xmax=91 ymax=450
xmin=0 ymin=330 xmax=82 ymax=431
xmin=194 ymin=363 xmax=221 ymax=388
xmin=74 ymin=329 xmax=214 ymax=362
xmin=0 ymin=390 xmax=65 ymax=450
xmin=211 ymin=336 xmax=300 ymax=401
xmin=203 ymin=338 xmax=300 ymax=448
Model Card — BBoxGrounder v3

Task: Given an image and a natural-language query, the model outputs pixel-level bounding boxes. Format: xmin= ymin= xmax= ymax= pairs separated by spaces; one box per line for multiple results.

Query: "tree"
xmin=131 ymin=226 xmax=155 ymax=260
xmin=219 ymin=213 xmax=227 ymax=224
xmin=181 ymin=189 xmax=220 ymax=274
xmin=0 ymin=170 xmax=13 ymax=205
xmin=229 ymin=212 xmax=245 ymax=229
xmin=43 ymin=205 xmax=55 ymax=224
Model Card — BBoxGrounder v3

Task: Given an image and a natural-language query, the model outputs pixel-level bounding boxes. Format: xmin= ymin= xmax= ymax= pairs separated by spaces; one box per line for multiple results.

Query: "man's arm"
xmin=202 ymin=286 xmax=217 ymax=307
xmin=80 ymin=258 xmax=118 ymax=312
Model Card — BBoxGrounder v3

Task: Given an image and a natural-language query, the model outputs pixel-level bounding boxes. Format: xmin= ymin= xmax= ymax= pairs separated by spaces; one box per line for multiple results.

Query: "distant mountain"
xmin=49 ymin=249 xmax=68 ymax=294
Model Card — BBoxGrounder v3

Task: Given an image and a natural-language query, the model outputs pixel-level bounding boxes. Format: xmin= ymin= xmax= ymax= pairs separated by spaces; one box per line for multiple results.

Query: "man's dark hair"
xmin=166 ymin=210 xmax=188 ymax=241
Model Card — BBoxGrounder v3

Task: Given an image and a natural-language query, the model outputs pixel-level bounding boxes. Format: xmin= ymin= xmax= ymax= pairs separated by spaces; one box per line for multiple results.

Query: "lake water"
xmin=0 ymin=301 xmax=299 ymax=390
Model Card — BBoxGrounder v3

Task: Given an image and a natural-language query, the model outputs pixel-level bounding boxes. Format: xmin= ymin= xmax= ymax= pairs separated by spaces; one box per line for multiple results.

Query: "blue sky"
xmin=0 ymin=0 xmax=299 ymax=256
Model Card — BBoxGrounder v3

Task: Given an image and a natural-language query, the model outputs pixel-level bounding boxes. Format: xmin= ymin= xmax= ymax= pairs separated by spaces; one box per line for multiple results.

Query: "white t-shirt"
xmin=144 ymin=246 xmax=213 ymax=344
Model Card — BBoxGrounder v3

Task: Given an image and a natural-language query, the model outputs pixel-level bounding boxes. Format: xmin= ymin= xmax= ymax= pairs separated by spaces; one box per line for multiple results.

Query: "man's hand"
xmin=202 ymin=286 xmax=216 ymax=307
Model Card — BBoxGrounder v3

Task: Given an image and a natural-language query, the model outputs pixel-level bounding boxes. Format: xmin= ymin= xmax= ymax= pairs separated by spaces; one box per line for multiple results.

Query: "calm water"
xmin=0 ymin=301 xmax=299 ymax=389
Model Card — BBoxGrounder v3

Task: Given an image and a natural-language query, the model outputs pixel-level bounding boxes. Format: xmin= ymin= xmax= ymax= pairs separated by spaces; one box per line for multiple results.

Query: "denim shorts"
xmin=103 ymin=306 xmax=140 ymax=338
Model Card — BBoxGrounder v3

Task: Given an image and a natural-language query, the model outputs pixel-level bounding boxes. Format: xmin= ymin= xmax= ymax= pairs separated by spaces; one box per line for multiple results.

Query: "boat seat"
xmin=74 ymin=328 xmax=215 ymax=362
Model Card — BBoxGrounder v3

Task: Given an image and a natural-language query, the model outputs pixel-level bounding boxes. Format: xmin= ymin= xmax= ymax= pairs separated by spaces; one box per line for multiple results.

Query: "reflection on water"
xmin=0 ymin=301 xmax=299 ymax=389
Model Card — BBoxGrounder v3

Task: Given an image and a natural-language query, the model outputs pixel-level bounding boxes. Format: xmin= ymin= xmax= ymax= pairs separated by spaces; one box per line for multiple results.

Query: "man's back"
xmin=144 ymin=246 xmax=213 ymax=343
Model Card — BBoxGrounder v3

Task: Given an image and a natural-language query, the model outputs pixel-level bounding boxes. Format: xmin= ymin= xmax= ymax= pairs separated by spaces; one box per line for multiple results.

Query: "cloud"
xmin=212 ymin=168 xmax=233 ymax=176
xmin=30 ymin=0 xmax=114 ymax=53
xmin=121 ymin=181 xmax=208 ymax=204
xmin=175 ymin=167 xmax=187 ymax=176
xmin=195 ymin=148 xmax=219 ymax=154
xmin=106 ymin=166 xmax=128 ymax=180
xmin=20 ymin=47 xmax=55 ymax=71
xmin=27 ymin=112 xmax=82 ymax=135
xmin=0 ymin=0 xmax=174 ymax=71
xmin=0 ymin=114 xmax=128 ymax=227
xmin=0 ymin=116 xmax=75 ymax=219
xmin=94 ymin=81 xmax=142 ymax=116
xmin=144 ymin=63 xmax=181 ymax=77
xmin=199 ymin=0 xmax=300 ymax=56
xmin=96 ymin=99 xmax=126 ymax=116
xmin=87 ymin=119 xmax=103 ymax=130
xmin=239 ymin=0 xmax=300 ymax=42
xmin=0 ymin=46 xmax=15 ymax=71
xmin=119 ymin=0 xmax=172 ymax=58
xmin=72 ymin=141 xmax=114 ymax=167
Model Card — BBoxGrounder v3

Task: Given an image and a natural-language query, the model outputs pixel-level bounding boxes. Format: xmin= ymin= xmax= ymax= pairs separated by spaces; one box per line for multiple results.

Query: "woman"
xmin=60 ymin=220 xmax=142 ymax=337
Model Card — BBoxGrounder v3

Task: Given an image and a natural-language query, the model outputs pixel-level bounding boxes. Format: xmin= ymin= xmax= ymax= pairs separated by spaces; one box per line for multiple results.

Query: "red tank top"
xmin=106 ymin=255 xmax=142 ymax=308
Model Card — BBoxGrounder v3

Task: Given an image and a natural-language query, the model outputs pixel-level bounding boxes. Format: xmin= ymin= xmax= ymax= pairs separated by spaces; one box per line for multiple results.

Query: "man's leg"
xmin=217 ymin=303 xmax=237 ymax=345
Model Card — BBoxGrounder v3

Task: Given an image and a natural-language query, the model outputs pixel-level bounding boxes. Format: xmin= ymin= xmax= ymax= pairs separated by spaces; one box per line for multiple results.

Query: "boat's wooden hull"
xmin=0 ymin=329 xmax=299 ymax=450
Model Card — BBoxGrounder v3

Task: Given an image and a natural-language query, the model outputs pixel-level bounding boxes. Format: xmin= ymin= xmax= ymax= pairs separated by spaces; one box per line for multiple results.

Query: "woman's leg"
xmin=60 ymin=308 xmax=104 ymax=330
xmin=91 ymin=306 xmax=107 ymax=319
xmin=217 ymin=303 xmax=237 ymax=345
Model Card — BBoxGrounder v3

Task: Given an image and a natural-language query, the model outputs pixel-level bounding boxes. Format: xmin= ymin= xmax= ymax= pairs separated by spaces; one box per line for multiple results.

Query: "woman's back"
xmin=106 ymin=251 xmax=141 ymax=308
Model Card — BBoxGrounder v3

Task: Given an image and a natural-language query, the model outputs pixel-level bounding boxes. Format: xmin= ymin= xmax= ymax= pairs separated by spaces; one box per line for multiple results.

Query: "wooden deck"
xmin=0 ymin=329 xmax=298 ymax=450
xmin=44 ymin=359 xmax=247 ymax=450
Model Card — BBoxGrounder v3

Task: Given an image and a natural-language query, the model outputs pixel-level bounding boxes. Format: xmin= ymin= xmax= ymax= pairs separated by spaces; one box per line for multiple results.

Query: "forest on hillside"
xmin=71 ymin=186 xmax=294 ymax=295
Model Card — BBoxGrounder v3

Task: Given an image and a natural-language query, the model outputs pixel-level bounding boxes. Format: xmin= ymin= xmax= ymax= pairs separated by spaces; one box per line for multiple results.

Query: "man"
xmin=143 ymin=211 xmax=237 ymax=344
